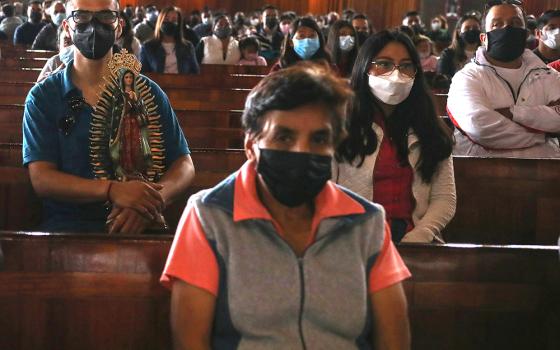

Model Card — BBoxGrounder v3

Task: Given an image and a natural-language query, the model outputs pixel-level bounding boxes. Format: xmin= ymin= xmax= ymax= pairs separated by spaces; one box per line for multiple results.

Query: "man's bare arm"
xmin=29 ymin=161 xmax=164 ymax=218
xmin=158 ymin=155 xmax=196 ymax=208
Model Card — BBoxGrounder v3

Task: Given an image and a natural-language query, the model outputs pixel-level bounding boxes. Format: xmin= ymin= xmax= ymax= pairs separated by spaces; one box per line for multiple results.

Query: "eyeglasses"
xmin=58 ymin=96 xmax=85 ymax=136
xmin=370 ymin=60 xmax=417 ymax=78
xmin=70 ymin=10 xmax=119 ymax=25
xmin=484 ymin=0 xmax=523 ymax=12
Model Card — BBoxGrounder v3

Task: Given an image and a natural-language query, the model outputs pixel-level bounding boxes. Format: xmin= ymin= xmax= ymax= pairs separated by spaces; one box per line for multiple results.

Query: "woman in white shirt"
xmin=195 ymin=14 xmax=241 ymax=65
xmin=140 ymin=6 xmax=199 ymax=74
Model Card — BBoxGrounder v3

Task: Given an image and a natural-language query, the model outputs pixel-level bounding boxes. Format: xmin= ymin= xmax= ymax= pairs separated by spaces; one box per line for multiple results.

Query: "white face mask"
xmin=431 ymin=22 xmax=441 ymax=31
xmin=368 ymin=70 xmax=414 ymax=105
xmin=339 ymin=35 xmax=355 ymax=52
xmin=542 ymin=28 xmax=560 ymax=50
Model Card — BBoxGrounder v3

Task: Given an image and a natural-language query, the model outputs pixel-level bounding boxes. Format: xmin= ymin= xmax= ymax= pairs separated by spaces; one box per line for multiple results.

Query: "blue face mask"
xmin=52 ymin=12 xmax=66 ymax=27
xmin=292 ymin=37 xmax=320 ymax=60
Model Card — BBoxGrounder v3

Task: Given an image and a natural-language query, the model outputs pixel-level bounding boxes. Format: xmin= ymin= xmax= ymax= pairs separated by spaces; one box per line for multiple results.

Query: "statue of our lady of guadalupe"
xmin=90 ymin=49 xmax=167 ymax=229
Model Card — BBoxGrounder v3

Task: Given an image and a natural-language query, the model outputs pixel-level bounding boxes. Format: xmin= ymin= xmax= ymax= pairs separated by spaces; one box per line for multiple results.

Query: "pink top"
xmin=238 ymin=56 xmax=268 ymax=66
xmin=421 ymin=55 xmax=438 ymax=72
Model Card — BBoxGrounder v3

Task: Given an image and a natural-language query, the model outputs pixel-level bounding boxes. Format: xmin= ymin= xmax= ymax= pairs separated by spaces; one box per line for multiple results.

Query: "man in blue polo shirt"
xmin=22 ymin=0 xmax=195 ymax=234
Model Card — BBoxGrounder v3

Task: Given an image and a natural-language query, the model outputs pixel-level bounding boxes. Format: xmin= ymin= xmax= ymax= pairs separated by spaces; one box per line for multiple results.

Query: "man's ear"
xmin=244 ymin=134 xmax=258 ymax=162
xmin=535 ymin=28 xmax=544 ymax=41
xmin=480 ymin=32 xmax=486 ymax=45
xmin=116 ymin=18 xmax=124 ymax=40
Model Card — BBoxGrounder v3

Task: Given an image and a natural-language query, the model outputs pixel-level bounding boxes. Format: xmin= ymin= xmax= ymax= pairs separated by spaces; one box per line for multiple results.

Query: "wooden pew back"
xmin=0 ymin=233 xmax=558 ymax=350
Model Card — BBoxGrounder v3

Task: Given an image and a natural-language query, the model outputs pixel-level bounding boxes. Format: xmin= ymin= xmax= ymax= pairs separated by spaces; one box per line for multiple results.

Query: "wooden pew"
xmin=0 ymin=47 xmax=56 ymax=59
xmin=0 ymin=104 xmax=244 ymax=147
xmin=2 ymin=145 xmax=559 ymax=245
xmin=0 ymin=69 xmax=42 ymax=83
xmin=0 ymin=148 xmax=247 ymax=230
xmin=0 ymin=57 xmax=50 ymax=69
xmin=0 ymin=69 xmax=264 ymax=89
xmin=0 ymin=232 xmax=558 ymax=350
xmin=0 ymin=81 xmax=251 ymax=110
xmin=444 ymin=157 xmax=560 ymax=245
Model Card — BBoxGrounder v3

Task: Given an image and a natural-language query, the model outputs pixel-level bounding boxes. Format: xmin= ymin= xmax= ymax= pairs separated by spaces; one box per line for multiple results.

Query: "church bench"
xmin=0 ymin=69 xmax=42 ymax=83
xmin=0 ymin=47 xmax=56 ymax=59
xmin=0 ymin=81 xmax=251 ymax=110
xmin=443 ymin=156 xmax=560 ymax=245
xmin=0 ymin=148 xmax=247 ymax=230
xmin=1 ymin=145 xmax=559 ymax=245
xmin=0 ymin=69 xmax=264 ymax=90
xmin=0 ymin=232 xmax=558 ymax=350
xmin=0 ymin=105 xmax=244 ymax=147
xmin=0 ymin=57 xmax=50 ymax=69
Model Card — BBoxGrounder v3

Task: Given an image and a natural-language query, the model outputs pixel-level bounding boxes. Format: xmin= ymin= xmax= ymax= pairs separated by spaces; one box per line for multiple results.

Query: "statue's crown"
xmin=107 ymin=49 xmax=141 ymax=76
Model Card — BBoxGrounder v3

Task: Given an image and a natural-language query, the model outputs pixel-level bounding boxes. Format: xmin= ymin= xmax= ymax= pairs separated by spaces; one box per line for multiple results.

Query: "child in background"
xmin=238 ymin=36 xmax=268 ymax=66
xmin=414 ymin=35 xmax=438 ymax=72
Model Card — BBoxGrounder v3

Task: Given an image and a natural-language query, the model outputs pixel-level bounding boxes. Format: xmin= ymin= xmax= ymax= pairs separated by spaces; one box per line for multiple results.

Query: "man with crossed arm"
xmin=447 ymin=1 xmax=560 ymax=158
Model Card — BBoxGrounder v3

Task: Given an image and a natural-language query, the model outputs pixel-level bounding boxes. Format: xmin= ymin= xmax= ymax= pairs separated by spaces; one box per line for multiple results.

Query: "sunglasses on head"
xmin=58 ymin=96 xmax=85 ymax=136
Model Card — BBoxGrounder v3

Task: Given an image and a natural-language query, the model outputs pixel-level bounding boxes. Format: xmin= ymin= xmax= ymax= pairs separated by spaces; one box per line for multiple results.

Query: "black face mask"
xmin=161 ymin=21 xmax=178 ymax=37
xmin=265 ymin=17 xmax=278 ymax=29
xmin=72 ymin=20 xmax=116 ymax=60
xmin=412 ymin=24 xmax=424 ymax=35
xmin=256 ymin=149 xmax=332 ymax=208
xmin=214 ymin=26 xmax=232 ymax=39
xmin=460 ymin=29 xmax=481 ymax=45
xmin=357 ymin=31 xmax=370 ymax=45
xmin=29 ymin=11 xmax=42 ymax=23
xmin=486 ymin=26 xmax=527 ymax=62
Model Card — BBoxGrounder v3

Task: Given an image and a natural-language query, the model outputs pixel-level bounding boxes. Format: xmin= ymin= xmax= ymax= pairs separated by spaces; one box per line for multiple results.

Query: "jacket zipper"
xmin=297 ymin=257 xmax=307 ymax=350
xmin=474 ymin=58 xmax=547 ymax=104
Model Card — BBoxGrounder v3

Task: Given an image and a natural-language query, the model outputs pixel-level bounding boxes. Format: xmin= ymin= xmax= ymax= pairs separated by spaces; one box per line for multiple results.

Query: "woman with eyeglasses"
xmin=335 ymin=30 xmax=456 ymax=243
xmin=270 ymin=17 xmax=331 ymax=72
xmin=140 ymin=6 xmax=199 ymax=74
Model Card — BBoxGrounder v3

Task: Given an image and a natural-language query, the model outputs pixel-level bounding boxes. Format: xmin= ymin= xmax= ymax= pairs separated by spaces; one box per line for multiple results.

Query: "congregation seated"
xmin=117 ymin=11 xmax=141 ymax=59
xmin=0 ymin=4 xmax=23 ymax=42
xmin=195 ymin=14 xmax=241 ymax=65
xmin=253 ymin=5 xmax=284 ymax=62
xmin=192 ymin=8 xmax=213 ymax=39
xmin=335 ymin=30 xmax=455 ymax=243
xmin=23 ymin=0 xmax=195 ymax=234
xmin=414 ymin=34 xmax=438 ymax=72
xmin=351 ymin=13 xmax=373 ymax=46
xmin=270 ymin=16 xmax=331 ymax=72
xmin=31 ymin=0 xmax=66 ymax=51
xmin=237 ymin=36 xmax=267 ymax=66
xmin=447 ymin=2 xmax=560 ymax=158
xmin=326 ymin=19 xmax=359 ymax=77
xmin=437 ymin=14 xmax=482 ymax=78
xmin=532 ymin=10 xmax=560 ymax=64
xmin=133 ymin=5 xmax=157 ymax=43
xmin=13 ymin=0 xmax=46 ymax=46
xmin=36 ymin=26 xmax=73 ymax=82
xmin=426 ymin=14 xmax=451 ymax=55
xmin=140 ymin=6 xmax=199 ymax=74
